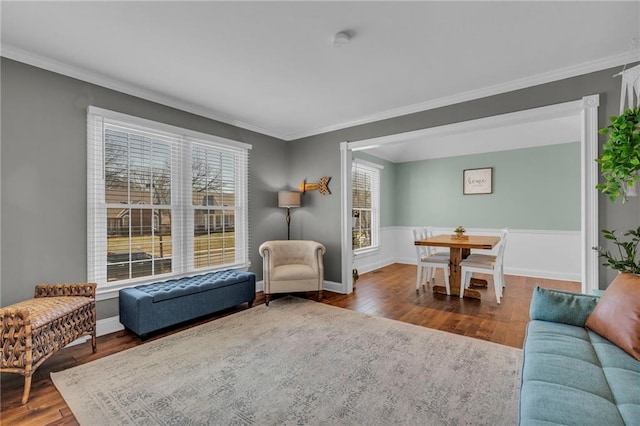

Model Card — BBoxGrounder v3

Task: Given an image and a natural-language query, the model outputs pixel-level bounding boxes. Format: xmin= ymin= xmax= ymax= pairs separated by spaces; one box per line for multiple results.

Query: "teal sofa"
xmin=520 ymin=287 xmax=640 ymax=425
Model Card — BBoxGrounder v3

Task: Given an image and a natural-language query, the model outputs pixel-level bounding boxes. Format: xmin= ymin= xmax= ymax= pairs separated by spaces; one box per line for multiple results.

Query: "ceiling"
xmin=1 ymin=1 xmax=639 ymax=142
xmin=363 ymin=114 xmax=582 ymax=163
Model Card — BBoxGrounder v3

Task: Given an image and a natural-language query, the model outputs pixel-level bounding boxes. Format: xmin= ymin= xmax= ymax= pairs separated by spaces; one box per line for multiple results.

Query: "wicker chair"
xmin=1 ymin=283 xmax=97 ymax=404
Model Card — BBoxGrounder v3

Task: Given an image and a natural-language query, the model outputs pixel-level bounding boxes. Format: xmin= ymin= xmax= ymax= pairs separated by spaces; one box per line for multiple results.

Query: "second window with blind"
xmin=352 ymin=159 xmax=382 ymax=252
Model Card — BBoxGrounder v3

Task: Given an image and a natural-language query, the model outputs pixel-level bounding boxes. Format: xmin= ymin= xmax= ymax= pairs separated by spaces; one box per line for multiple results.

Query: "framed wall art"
xmin=463 ymin=167 xmax=493 ymax=195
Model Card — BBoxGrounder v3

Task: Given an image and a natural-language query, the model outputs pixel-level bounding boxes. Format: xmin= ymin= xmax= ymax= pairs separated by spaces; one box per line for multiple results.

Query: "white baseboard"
xmin=504 ymin=267 xmax=580 ymax=282
xmin=323 ymin=281 xmax=343 ymax=293
xmin=97 ymin=315 xmax=125 ymax=336
xmin=396 ymin=260 xmax=580 ymax=282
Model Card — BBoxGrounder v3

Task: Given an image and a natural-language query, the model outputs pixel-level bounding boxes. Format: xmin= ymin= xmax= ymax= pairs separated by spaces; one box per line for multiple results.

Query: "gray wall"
xmin=0 ymin=58 xmax=288 ymax=317
xmin=290 ymin=65 xmax=640 ymax=287
xmin=2 ymin=57 xmax=638 ymax=314
xmin=395 ymin=143 xmax=581 ymax=230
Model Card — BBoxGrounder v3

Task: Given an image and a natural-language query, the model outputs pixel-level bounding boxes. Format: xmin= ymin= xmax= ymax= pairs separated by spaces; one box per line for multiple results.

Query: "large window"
xmin=352 ymin=159 xmax=381 ymax=252
xmin=88 ymin=107 xmax=250 ymax=292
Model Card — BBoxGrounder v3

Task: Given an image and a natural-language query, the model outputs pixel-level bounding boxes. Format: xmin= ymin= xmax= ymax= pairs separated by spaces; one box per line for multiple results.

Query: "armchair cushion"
xmin=259 ymin=240 xmax=326 ymax=299
xmin=272 ymin=264 xmax=318 ymax=281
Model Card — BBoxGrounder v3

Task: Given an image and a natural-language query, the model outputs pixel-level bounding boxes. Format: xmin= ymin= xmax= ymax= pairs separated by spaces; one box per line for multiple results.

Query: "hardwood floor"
xmin=1 ymin=263 xmax=579 ymax=425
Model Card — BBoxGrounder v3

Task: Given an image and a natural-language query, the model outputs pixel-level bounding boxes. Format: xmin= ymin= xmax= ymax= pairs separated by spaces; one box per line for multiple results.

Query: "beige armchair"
xmin=259 ymin=240 xmax=326 ymax=305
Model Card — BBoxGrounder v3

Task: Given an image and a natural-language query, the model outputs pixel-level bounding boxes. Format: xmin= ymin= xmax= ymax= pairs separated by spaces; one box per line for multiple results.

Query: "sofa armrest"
xmin=529 ymin=286 xmax=599 ymax=327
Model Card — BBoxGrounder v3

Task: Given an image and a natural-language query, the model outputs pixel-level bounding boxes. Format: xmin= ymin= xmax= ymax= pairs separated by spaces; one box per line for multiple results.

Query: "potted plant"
xmin=454 ymin=226 xmax=466 ymax=239
xmin=594 ymin=107 xmax=640 ymax=274
xmin=352 ymin=253 xmax=359 ymax=290
xmin=595 ymin=107 xmax=640 ymax=203
xmin=594 ymin=227 xmax=640 ymax=274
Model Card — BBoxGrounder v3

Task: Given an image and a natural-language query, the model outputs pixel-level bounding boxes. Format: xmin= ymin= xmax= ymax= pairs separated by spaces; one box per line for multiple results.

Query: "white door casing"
xmin=340 ymin=95 xmax=600 ymax=295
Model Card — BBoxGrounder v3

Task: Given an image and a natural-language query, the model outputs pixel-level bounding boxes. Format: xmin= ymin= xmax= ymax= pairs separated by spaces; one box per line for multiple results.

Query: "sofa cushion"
xmin=529 ymin=286 xmax=598 ymax=327
xmin=134 ymin=270 xmax=251 ymax=303
xmin=586 ymin=272 xmax=640 ymax=361
xmin=519 ymin=381 xmax=625 ymax=426
xmin=520 ymin=320 xmax=625 ymax=426
xmin=589 ymin=330 xmax=640 ymax=425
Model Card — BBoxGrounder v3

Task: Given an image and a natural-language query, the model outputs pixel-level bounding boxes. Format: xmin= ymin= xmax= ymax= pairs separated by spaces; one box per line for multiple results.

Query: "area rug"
xmin=51 ymin=297 xmax=522 ymax=425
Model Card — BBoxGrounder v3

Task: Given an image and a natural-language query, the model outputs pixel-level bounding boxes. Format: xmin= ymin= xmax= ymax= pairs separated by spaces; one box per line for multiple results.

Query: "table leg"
xmin=432 ymin=247 xmax=482 ymax=300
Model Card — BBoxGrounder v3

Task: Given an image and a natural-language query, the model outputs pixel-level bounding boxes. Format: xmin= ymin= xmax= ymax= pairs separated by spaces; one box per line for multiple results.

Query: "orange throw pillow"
xmin=586 ymin=272 xmax=640 ymax=361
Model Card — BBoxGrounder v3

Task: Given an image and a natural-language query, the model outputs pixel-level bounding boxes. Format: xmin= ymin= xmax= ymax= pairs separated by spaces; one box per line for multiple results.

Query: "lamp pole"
xmin=278 ymin=191 xmax=301 ymax=240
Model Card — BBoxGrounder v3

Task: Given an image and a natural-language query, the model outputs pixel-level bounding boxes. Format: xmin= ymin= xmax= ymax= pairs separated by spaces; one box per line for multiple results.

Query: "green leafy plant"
xmin=595 ymin=107 xmax=640 ymax=203
xmin=454 ymin=226 xmax=466 ymax=234
xmin=594 ymin=227 xmax=640 ymax=274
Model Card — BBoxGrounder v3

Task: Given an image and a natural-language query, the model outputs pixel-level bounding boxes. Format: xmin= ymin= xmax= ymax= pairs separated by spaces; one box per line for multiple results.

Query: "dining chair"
xmin=459 ymin=228 xmax=509 ymax=303
xmin=413 ymin=228 xmax=450 ymax=294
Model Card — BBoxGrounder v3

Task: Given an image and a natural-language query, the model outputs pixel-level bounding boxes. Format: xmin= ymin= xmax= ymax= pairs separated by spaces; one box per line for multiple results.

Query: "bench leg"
xmin=91 ymin=332 xmax=97 ymax=353
xmin=22 ymin=374 xmax=32 ymax=404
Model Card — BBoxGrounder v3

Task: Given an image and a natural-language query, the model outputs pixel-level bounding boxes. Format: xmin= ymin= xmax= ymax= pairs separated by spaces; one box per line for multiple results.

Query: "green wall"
xmin=395 ymin=143 xmax=581 ymax=230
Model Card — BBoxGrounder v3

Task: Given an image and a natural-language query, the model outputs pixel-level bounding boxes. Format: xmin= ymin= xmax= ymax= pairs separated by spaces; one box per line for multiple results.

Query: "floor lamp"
xmin=278 ymin=191 xmax=301 ymax=240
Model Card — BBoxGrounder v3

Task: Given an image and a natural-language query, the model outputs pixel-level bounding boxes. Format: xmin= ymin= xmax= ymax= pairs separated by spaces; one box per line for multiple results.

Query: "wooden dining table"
xmin=415 ymin=234 xmax=501 ymax=300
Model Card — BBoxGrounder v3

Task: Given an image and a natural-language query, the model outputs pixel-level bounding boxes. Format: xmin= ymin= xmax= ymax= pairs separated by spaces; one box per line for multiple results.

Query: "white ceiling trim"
xmin=348 ymin=97 xmax=586 ymax=152
xmin=289 ymin=51 xmax=638 ymax=141
xmin=0 ymin=44 xmax=290 ymax=141
xmin=2 ymin=44 xmax=636 ymax=142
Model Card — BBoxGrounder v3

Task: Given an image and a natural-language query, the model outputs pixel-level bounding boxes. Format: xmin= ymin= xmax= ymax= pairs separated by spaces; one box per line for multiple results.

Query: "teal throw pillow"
xmin=529 ymin=286 xmax=599 ymax=327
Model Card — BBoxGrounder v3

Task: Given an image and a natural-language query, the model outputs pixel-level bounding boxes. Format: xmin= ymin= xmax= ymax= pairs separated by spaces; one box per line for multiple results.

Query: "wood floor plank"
xmin=0 ymin=263 xmax=580 ymax=425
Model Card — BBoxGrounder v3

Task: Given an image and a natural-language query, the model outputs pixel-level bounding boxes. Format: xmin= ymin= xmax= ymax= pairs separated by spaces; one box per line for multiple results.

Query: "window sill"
xmin=95 ymin=263 xmax=251 ymax=301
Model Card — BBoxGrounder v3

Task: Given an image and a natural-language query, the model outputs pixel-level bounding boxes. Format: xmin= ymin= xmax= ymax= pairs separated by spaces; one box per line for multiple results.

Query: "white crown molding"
xmin=0 ymin=44 xmax=290 ymax=141
xmin=287 ymin=51 xmax=638 ymax=141
xmin=2 ymin=44 xmax=634 ymax=142
xmin=348 ymin=98 xmax=587 ymax=151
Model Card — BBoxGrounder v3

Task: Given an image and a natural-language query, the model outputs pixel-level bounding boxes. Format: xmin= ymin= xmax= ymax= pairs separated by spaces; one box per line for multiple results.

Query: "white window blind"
xmin=87 ymin=107 xmax=250 ymax=292
xmin=352 ymin=159 xmax=382 ymax=251
xmin=189 ymin=140 xmax=248 ymax=271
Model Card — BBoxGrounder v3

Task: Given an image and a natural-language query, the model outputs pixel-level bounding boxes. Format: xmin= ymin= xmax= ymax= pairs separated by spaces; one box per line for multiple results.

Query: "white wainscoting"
xmin=354 ymin=226 xmax=581 ymax=282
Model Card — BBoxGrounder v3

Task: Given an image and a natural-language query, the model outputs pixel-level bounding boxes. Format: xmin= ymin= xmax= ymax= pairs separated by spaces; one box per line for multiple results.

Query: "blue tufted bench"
xmin=119 ymin=270 xmax=255 ymax=336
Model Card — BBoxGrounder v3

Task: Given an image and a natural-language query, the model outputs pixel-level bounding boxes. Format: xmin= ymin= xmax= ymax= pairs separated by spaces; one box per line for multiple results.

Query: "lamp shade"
xmin=278 ymin=191 xmax=301 ymax=208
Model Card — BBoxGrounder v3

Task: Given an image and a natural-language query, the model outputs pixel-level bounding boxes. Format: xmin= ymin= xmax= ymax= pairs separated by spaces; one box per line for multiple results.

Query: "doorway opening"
xmin=340 ymin=95 xmax=600 ymax=295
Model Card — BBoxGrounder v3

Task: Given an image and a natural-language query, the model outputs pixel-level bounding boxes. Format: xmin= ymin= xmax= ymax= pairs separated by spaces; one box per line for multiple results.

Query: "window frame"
xmin=87 ymin=107 xmax=251 ymax=299
xmin=351 ymin=158 xmax=382 ymax=254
